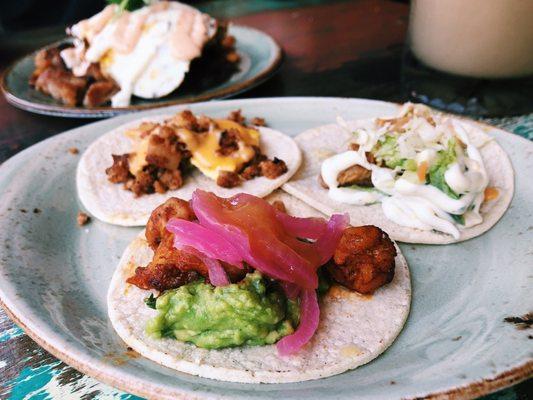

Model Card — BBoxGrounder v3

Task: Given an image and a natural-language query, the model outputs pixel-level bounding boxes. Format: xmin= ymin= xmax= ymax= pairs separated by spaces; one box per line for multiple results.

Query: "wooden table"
xmin=0 ymin=1 xmax=531 ymax=398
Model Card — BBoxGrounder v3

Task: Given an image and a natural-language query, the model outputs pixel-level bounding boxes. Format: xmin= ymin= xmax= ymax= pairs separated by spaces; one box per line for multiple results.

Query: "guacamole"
xmin=146 ymin=271 xmax=300 ymax=349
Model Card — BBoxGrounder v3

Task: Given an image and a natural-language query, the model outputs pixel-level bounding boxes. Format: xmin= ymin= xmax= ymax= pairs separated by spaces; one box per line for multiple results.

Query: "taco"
xmin=77 ymin=110 xmax=301 ymax=225
xmin=29 ymin=1 xmax=240 ymax=108
xmin=107 ymin=190 xmax=411 ymax=383
xmin=283 ymin=103 xmax=514 ymax=244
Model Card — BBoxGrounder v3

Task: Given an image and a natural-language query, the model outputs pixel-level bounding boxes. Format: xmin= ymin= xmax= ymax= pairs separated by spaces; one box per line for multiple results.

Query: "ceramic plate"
xmin=0 ymin=26 xmax=282 ymax=118
xmin=0 ymin=98 xmax=531 ymax=400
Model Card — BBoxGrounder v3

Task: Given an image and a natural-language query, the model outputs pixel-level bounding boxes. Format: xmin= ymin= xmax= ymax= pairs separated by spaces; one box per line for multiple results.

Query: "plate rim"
xmin=0 ymin=25 xmax=283 ymax=118
xmin=0 ymin=96 xmax=532 ymax=399
xmin=3 ymin=299 xmax=530 ymax=400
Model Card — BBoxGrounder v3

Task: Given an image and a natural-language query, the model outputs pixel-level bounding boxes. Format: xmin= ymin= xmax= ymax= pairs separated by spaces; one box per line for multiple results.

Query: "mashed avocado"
xmin=146 ymin=272 xmax=300 ymax=349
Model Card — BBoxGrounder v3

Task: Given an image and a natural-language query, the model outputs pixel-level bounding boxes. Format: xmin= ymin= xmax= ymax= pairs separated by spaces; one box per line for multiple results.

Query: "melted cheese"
xmin=125 ymin=118 xmax=260 ymax=180
xmin=178 ymin=119 xmax=259 ymax=180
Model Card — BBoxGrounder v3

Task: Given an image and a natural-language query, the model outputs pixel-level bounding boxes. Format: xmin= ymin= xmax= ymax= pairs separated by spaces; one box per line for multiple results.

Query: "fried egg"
xmin=64 ymin=2 xmax=216 ymax=107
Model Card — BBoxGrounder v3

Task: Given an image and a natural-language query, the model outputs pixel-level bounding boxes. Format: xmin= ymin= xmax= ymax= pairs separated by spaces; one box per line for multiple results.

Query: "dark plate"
xmin=0 ymin=25 xmax=282 ymax=118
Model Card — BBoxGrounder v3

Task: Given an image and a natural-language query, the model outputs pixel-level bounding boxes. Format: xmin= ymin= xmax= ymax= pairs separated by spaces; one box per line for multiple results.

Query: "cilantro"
xmin=450 ymin=214 xmax=465 ymax=225
xmin=317 ymin=267 xmax=331 ymax=296
xmin=108 ymin=0 xmax=149 ymax=12
xmin=144 ymin=293 xmax=157 ymax=309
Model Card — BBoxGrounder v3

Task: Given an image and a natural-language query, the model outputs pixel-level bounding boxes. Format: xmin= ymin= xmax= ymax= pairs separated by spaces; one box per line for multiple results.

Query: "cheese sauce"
xmin=321 ymin=104 xmax=492 ymax=238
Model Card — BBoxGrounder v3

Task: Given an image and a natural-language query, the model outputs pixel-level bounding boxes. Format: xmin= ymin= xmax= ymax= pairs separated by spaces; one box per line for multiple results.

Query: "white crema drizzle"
xmin=321 ymin=104 xmax=491 ymax=238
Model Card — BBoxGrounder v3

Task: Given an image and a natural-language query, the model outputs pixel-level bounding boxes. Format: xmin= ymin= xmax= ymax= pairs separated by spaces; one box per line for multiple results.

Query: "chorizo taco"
xmin=77 ymin=110 xmax=301 ymax=225
xmin=283 ymin=103 xmax=514 ymax=244
xmin=107 ymin=190 xmax=411 ymax=383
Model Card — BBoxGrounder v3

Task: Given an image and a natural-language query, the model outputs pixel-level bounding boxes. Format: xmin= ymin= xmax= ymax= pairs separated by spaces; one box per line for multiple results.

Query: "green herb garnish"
xmin=108 ymin=0 xmax=149 ymax=12
xmin=450 ymin=214 xmax=465 ymax=225
xmin=144 ymin=293 xmax=157 ymax=309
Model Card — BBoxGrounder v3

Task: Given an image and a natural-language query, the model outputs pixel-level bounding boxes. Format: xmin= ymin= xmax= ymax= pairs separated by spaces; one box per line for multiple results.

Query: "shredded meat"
xmin=34 ymin=67 xmax=87 ymax=106
xmin=327 ymin=226 xmax=396 ymax=294
xmin=337 ymin=164 xmax=372 ymax=187
xmin=169 ymin=110 xmax=202 ymax=132
xmin=319 ymin=144 xmax=376 ymax=189
xmin=126 ymin=167 xmax=157 ymax=196
xmin=85 ymin=63 xmax=106 ymax=81
xmin=105 ymin=123 xmax=189 ymax=196
xmin=83 ymin=80 xmax=119 ymax=107
xmin=128 ymin=197 xmax=249 ymax=291
xmin=260 ymin=158 xmax=288 ymax=179
xmin=217 ymin=129 xmax=240 ymax=156
xmin=240 ymin=146 xmax=266 ymax=180
xmin=105 ymin=154 xmax=131 ymax=183
xmin=240 ymin=164 xmax=261 ymax=180
xmin=31 ymin=46 xmax=118 ymax=107
xmin=146 ymin=126 xmax=184 ymax=170
xmin=227 ymin=109 xmax=245 ymax=125
xmin=217 ymin=171 xmax=241 ymax=188
xmin=30 ymin=48 xmax=65 ymax=85
xmin=157 ymin=169 xmax=183 ymax=192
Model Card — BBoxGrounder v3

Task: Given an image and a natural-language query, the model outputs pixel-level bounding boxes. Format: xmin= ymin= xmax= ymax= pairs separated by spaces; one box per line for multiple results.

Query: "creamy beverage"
xmin=409 ymin=0 xmax=533 ymax=79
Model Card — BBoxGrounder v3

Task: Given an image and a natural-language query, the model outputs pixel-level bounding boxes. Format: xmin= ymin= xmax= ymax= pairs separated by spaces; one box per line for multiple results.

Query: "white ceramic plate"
xmin=0 ymin=98 xmax=531 ymax=399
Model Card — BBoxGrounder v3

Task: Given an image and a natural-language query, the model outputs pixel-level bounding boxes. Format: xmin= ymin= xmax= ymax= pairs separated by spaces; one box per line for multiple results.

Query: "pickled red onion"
xmin=191 ymin=190 xmax=318 ymax=289
xmin=276 ymin=289 xmax=320 ymax=356
xmin=203 ymin=257 xmax=230 ymax=286
xmin=280 ymin=281 xmax=301 ymax=299
xmin=177 ymin=245 xmax=230 ymax=286
xmin=166 ymin=218 xmax=243 ymax=268
xmin=315 ymin=213 xmax=350 ymax=265
xmin=274 ymin=211 xmax=327 ymax=240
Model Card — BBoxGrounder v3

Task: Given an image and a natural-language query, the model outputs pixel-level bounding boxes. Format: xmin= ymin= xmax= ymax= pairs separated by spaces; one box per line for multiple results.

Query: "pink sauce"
xmin=75 ymin=2 xmax=211 ymax=62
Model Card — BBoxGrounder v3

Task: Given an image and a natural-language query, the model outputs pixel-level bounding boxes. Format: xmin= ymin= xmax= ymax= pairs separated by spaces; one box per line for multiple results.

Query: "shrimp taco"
xmin=283 ymin=104 xmax=514 ymax=244
xmin=77 ymin=110 xmax=301 ymax=225
xmin=107 ymin=190 xmax=411 ymax=383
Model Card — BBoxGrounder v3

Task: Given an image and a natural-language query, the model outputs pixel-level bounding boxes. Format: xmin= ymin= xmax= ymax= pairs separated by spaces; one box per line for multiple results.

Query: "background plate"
xmin=0 ymin=98 xmax=531 ymax=399
xmin=0 ymin=25 xmax=282 ymax=118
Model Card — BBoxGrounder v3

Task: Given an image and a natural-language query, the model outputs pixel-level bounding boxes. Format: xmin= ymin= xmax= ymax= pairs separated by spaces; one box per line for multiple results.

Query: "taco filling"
xmin=125 ymin=190 xmax=397 ymax=354
xmin=29 ymin=1 xmax=239 ymax=107
xmin=320 ymin=104 xmax=498 ymax=239
xmin=105 ymin=110 xmax=287 ymax=196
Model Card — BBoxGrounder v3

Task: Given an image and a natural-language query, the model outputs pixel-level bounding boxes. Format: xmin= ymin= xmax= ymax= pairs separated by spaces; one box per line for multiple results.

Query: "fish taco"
xmin=283 ymin=104 xmax=514 ymax=244
xmin=107 ymin=190 xmax=411 ymax=383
